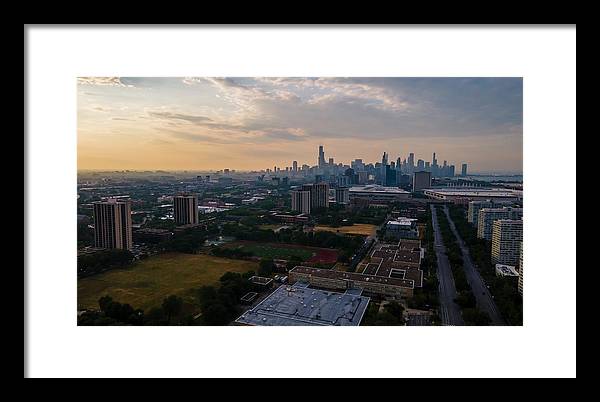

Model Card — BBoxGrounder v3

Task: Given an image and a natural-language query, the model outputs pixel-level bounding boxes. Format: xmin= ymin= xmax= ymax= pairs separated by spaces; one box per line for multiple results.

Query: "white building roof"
xmin=349 ymin=185 xmax=410 ymax=195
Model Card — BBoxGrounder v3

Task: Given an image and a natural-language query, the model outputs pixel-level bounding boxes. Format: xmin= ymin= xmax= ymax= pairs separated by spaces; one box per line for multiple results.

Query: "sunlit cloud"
xmin=78 ymin=77 xmax=134 ymax=87
xmin=78 ymin=77 xmax=523 ymax=172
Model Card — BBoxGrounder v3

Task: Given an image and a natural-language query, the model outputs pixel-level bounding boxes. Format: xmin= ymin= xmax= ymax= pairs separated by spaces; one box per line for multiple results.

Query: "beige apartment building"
xmin=518 ymin=242 xmax=523 ymax=297
xmin=477 ymin=207 xmax=523 ymax=240
xmin=491 ymin=219 xmax=523 ymax=266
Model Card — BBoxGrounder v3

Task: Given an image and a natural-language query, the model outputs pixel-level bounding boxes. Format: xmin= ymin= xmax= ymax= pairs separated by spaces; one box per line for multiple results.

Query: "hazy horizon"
xmin=78 ymin=77 xmax=523 ymax=173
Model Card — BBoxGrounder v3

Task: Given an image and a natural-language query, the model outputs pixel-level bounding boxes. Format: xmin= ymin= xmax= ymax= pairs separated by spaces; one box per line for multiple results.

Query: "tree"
xmin=384 ymin=301 xmax=405 ymax=320
xmin=162 ymin=295 xmax=183 ymax=323
xmin=98 ymin=295 xmax=114 ymax=312
xmin=197 ymin=286 xmax=218 ymax=305
xmin=258 ymin=259 xmax=275 ymax=277
xmin=202 ymin=303 xmax=230 ymax=325
xmin=145 ymin=307 xmax=167 ymax=325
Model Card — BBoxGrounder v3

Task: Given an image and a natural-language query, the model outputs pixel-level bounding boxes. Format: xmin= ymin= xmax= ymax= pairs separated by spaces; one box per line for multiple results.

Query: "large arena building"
xmin=349 ymin=185 xmax=411 ymax=203
xmin=234 ymin=282 xmax=370 ymax=326
xmin=423 ymin=188 xmax=522 ymax=204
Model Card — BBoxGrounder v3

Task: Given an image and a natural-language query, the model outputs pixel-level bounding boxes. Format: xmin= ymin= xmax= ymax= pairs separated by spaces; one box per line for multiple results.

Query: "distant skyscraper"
xmin=293 ymin=160 xmax=298 ymax=172
xmin=357 ymin=171 xmax=368 ymax=185
xmin=93 ymin=198 xmax=132 ymax=250
xmin=417 ymin=159 xmax=425 ymax=171
xmin=412 ymin=171 xmax=431 ymax=192
xmin=385 ymin=165 xmax=397 ymax=186
xmin=174 ymin=194 xmax=199 ymax=225
xmin=328 ymin=157 xmax=334 ymax=166
xmin=381 ymin=152 xmax=388 ymax=184
xmin=318 ymin=145 xmax=326 ymax=168
xmin=461 ymin=163 xmax=468 ymax=176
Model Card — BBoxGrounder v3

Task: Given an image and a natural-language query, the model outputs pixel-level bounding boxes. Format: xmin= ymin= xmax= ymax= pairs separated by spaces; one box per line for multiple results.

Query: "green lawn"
xmin=234 ymin=243 xmax=314 ymax=261
xmin=77 ymin=253 xmax=258 ymax=312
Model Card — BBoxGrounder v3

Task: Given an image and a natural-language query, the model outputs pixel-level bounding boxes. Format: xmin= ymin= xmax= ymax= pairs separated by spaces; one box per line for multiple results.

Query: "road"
xmin=443 ymin=205 xmax=505 ymax=325
xmin=430 ymin=204 xmax=464 ymax=326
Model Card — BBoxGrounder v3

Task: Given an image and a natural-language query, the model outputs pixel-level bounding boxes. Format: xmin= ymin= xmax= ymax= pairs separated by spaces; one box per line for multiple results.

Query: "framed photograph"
xmin=25 ymin=25 xmax=576 ymax=378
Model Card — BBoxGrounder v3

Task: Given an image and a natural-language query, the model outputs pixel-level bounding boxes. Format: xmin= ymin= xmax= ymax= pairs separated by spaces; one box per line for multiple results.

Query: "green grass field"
xmin=77 ymin=253 xmax=258 ymax=312
xmin=234 ymin=243 xmax=314 ymax=261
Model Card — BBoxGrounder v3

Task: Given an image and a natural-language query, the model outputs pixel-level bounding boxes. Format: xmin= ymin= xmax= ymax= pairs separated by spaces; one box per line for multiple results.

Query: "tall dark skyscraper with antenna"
xmin=318 ymin=145 xmax=326 ymax=168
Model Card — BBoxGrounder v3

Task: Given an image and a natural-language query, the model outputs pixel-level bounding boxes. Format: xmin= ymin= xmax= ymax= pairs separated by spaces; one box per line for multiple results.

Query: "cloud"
xmin=147 ymin=111 xmax=213 ymax=124
xmin=78 ymin=77 xmax=134 ymax=87
xmin=79 ymin=77 xmax=523 ymax=171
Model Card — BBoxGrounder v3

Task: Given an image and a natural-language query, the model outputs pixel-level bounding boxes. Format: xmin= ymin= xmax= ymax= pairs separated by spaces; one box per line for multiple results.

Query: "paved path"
xmin=443 ymin=206 xmax=505 ymax=325
xmin=430 ymin=204 xmax=464 ymax=326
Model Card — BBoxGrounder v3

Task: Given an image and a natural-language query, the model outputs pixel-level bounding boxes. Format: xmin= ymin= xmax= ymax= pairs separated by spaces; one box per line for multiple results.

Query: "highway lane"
xmin=430 ymin=204 xmax=464 ymax=326
xmin=443 ymin=206 xmax=505 ymax=326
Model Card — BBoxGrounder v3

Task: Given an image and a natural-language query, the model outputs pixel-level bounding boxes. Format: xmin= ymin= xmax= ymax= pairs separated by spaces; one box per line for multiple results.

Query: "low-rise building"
xmin=273 ymin=213 xmax=309 ymax=224
xmin=495 ymin=264 xmax=519 ymax=277
xmin=289 ymin=266 xmax=416 ymax=299
xmin=385 ymin=217 xmax=419 ymax=240
xmin=132 ymin=228 xmax=173 ymax=243
xmin=249 ymin=276 xmax=274 ymax=289
xmin=235 ymin=283 xmax=370 ymax=326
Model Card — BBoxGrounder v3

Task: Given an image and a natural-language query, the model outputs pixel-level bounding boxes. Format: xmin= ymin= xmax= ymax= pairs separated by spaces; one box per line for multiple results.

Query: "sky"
xmin=77 ymin=77 xmax=523 ymax=173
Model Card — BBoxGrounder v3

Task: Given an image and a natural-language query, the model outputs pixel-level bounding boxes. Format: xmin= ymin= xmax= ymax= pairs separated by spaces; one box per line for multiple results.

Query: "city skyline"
xmin=78 ymin=77 xmax=523 ymax=173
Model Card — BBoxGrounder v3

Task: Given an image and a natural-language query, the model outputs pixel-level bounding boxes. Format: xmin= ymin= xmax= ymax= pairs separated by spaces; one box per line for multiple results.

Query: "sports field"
xmin=314 ymin=223 xmax=377 ymax=236
xmin=77 ymin=253 xmax=258 ymax=311
xmin=228 ymin=241 xmax=338 ymax=264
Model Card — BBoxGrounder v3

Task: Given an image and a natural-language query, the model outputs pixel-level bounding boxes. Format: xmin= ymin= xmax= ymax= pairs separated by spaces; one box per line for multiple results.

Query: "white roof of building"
xmin=349 ymin=185 xmax=409 ymax=194
xmin=495 ymin=264 xmax=519 ymax=276
xmin=387 ymin=217 xmax=417 ymax=226
xmin=424 ymin=188 xmax=522 ymax=197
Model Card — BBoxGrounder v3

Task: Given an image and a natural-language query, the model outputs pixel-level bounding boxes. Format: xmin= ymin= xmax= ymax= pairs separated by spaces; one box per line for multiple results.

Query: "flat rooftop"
xmin=349 ymin=185 xmax=410 ymax=195
xmin=249 ymin=276 xmax=273 ymax=285
xmin=398 ymin=239 xmax=421 ymax=250
xmin=424 ymin=188 xmax=522 ymax=197
xmin=235 ymin=284 xmax=370 ymax=326
xmin=291 ymin=266 xmax=416 ymax=289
